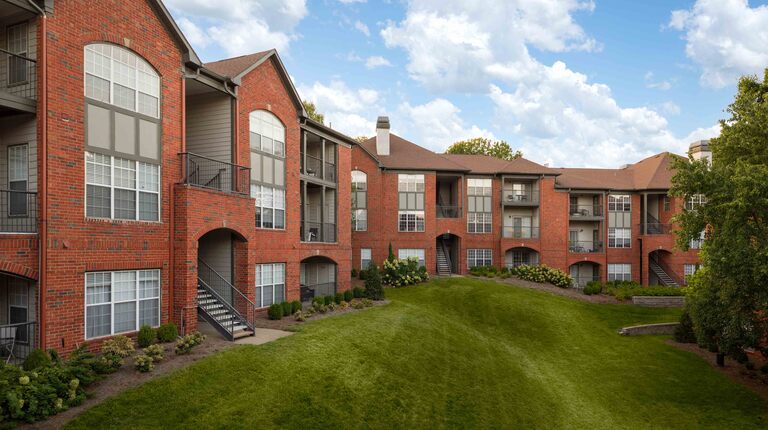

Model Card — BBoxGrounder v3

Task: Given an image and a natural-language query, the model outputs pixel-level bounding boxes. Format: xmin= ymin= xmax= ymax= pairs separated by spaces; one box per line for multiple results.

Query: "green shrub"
xmin=381 ymin=257 xmax=429 ymax=287
xmin=143 ymin=344 xmax=165 ymax=362
xmin=339 ymin=300 xmax=350 ymax=310
xmin=352 ymin=286 xmax=364 ymax=298
xmin=156 ymin=323 xmax=178 ymax=343
xmin=601 ymin=281 xmax=688 ymax=301
xmin=291 ymin=300 xmax=302 ymax=314
xmin=334 ymin=292 xmax=344 ymax=304
xmin=312 ymin=296 xmax=325 ymax=307
xmin=583 ymin=281 xmax=603 ymax=296
xmin=323 ymin=295 xmax=334 ymax=306
xmin=294 ymin=310 xmax=307 ymax=322
xmin=22 ymin=349 xmax=52 ymax=371
xmin=509 ymin=265 xmax=573 ymax=288
xmin=267 ymin=303 xmax=284 ymax=320
xmin=343 ymin=289 xmax=354 ymax=301
xmin=362 ymin=298 xmax=374 ymax=307
xmin=137 ymin=325 xmax=156 ymax=348
xmin=351 ymin=268 xmax=358 ymax=278
xmin=352 ymin=300 xmax=365 ymax=310
xmin=281 ymin=301 xmax=293 ymax=317
xmin=327 ymin=302 xmax=337 ymax=312
xmin=101 ymin=335 xmax=135 ymax=358
xmin=359 ymin=267 xmax=368 ymax=281
xmin=364 ymin=265 xmax=385 ymax=300
xmin=499 ymin=272 xmax=511 ymax=279
xmin=175 ymin=332 xmax=205 ymax=355
xmin=674 ymin=310 xmax=697 ymax=343
xmin=500 ymin=267 xmax=510 ymax=275
xmin=134 ymin=354 xmax=154 ymax=372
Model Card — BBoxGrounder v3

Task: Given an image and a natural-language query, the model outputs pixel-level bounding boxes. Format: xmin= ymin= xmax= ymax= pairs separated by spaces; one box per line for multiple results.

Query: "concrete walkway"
xmin=237 ymin=327 xmax=293 ymax=345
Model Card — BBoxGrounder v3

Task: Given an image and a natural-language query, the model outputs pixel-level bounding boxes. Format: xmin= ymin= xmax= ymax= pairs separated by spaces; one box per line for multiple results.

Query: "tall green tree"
xmin=302 ymin=100 xmax=324 ymax=124
xmin=670 ymin=70 xmax=768 ymax=362
xmin=445 ymin=137 xmax=522 ymax=160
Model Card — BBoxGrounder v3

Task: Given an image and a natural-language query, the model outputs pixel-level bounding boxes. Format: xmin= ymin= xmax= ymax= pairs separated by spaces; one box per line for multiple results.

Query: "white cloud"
xmin=354 ymin=20 xmax=370 ymax=37
xmin=339 ymin=0 xmax=366 ymax=3
xmin=669 ymin=0 xmax=768 ymax=88
xmin=660 ymin=101 xmax=681 ymax=116
xmin=297 ymin=80 xmax=382 ymax=137
xmin=165 ymin=0 xmax=307 ymax=58
xmin=365 ymin=56 xmax=392 ymax=69
xmin=395 ymin=99 xmax=494 ymax=152
xmin=644 ymin=71 xmax=672 ymax=90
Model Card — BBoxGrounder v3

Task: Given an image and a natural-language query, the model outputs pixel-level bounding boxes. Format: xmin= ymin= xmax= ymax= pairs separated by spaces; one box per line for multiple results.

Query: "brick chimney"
xmin=376 ymin=116 xmax=390 ymax=156
xmin=689 ymin=139 xmax=711 ymax=162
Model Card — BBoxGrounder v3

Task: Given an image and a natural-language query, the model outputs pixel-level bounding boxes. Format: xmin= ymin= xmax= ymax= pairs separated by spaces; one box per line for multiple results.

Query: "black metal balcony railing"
xmin=502 ymin=226 xmax=539 ymax=239
xmin=0 ymin=190 xmax=37 ymax=233
xmin=301 ymin=221 xmax=337 ymax=243
xmin=302 ymin=153 xmax=336 ymax=183
xmin=503 ymin=189 xmax=539 ymax=204
xmin=569 ymin=204 xmax=603 ymax=217
xmin=642 ymin=222 xmax=672 ymax=235
xmin=436 ymin=205 xmax=461 ymax=218
xmin=569 ymin=240 xmax=604 ymax=253
xmin=180 ymin=153 xmax=250 ymax=195
xmin=300 ymin=282 xmax=337 ymax=302
xmin=0 ymin=321 xmax=37 ymax=365
xmin=2 ymin=48 xmax=37 ymax=100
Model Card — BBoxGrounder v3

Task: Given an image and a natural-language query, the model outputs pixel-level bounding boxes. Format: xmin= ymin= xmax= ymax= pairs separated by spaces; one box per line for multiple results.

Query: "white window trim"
xmin=352 ymin=171 xmax=367 ymax=232
xmin=467 ymin=249 xmax=493 ymax=269
xmin=85 ymin=152 xmax=161 ymax=222
xmin=360 ymin=248 xmax=372 ymax=270
xmin=398 ymin=249 xmax=425 ymax=267
xmin=608 ymin=194 xmax=631 ymax=212
xmin=608 ymin=227 xmax=631 ymax=248
xmin=249 ymin=110 xmax=286 ymax=158
xmin=607 ymin=264 xmax=632 ymax=282
xmin=84 ymin=269 xmax=161 ymax=340
xmin=398 ymin=210 xmax=425 ymax=232
xmin=253 ymin=185 xmax=286 ymax=230
xmin=256 ymin=263 xmax=286 ymax=308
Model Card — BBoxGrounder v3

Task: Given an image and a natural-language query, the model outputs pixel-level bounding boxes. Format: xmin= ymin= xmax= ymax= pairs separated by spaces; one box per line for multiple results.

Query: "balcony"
xmin=503 ymin=189 xmax=539 ymax=206
xmin=0 ymin=49 xmax=37 ymax=115
xmin=303 ymin=154 xmax=336 ymax=183
xmin=301 ymin=221 xmax=337 ymax=243
xmin=569 ymin=204 xmax=603 ymax=220
xmin=180 ymin=152 xmax=250 ymax=195
xmin=503 ymin=226 xmax=539 ymax=239
xmin=641 ymin=222 xmax=672 ymax=235
xmin=0 ymin=190 xmax=37 ymax=233
xmin=568 ymin=240 xmax=603 ymax=253
xmin=436 ymin=205 xmax=461 ymax=218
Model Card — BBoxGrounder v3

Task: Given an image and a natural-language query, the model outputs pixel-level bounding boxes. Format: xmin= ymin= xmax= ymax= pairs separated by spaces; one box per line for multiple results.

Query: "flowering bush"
xmin=134 ymin=354 xmax=154 ymax=373
xmin=101 ymin=335 xmax=135 ymax=358
xmin=143 ymin=344 xmax=165 ymax=362
xmin=174 ymin=332 xmax=206 ymax=355
xmin=509 ymin=265 xmax=573 ymax=288
xmin=381 ymin=257 xmax=429 ymax=287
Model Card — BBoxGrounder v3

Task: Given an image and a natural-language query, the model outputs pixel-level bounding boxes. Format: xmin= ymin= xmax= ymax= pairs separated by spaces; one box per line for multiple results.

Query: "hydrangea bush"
xmin=508 ymin=265 xmax=573 ymax=288
xmin=381 ymin=257 xmax=429 ymax=287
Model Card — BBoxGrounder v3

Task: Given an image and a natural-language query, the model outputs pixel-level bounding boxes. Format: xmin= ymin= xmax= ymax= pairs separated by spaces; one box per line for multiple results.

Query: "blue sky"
xmin=165 ymin=0 xmax=768 ymax=167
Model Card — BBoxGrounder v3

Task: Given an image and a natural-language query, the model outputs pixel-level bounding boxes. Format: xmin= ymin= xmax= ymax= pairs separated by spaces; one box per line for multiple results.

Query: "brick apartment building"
xmin=0 ymin=0 xmax=354 ymax=361
xmin=351 ymin=117 xmax=704 ymax=288
xmin=0 ymin=0 xmax=702 ymax=363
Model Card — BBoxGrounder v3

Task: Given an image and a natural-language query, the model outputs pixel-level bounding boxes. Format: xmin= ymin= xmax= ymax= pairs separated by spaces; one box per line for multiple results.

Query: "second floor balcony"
xmin=0 ymin=189 xmax=37 ymax=233
xmin=1 ymin=48 xmax=37 ymax=115
xmin=436 ymin=205 xmax=461 ymax=218
xmin=569 ymin=204 xmax=603 ymax=219
xmin=302 ymin=153 xmax=336 ymax=183
xmin=180 ymin=152 xmax=250 ymax=195
xmin=503 ymin=189 xmax=539 ymax=206
xmin=569 ymin=240 xmax=603 ymax=253
xmin=503 ymin=226 xmax=539 ymax=239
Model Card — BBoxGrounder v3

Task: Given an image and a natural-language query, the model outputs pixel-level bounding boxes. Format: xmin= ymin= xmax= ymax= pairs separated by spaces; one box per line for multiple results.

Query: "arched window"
xmin=351 ymin=170 xmax=367 ymax=231
xmin=84 ymin=43 xmax=160 ymax=118
xmin=250 ymin=110 xmax=286 ymax=229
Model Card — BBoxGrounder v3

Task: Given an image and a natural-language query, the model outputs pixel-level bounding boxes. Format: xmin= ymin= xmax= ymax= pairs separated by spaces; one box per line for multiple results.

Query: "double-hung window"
xmin=467 ymin=178 xmax=492 ymax=233
xmin=608 ymin=195 xmax=631 ymax=212
xmin=608 ymin=227 xmax=631 ymax=248
xmin=253 ymin=185 xmax=285 ymax=229
xmin=360 ymin=248 xmax=372 ymax=269
xmin=607 ymin=264 xmax=631 ymax=282
xmin=85 ymin=269 xmax=160 ymax=339
xmin=256 ymin=263 xmax=285 ymax=308
xmin=467 ymin=249 xmax=492 ymax=269
xmin=85 ymin=152 xmax=160 ymax=221
xmin=608 ymin=194 xmax=631 ymax=248
xmin=8 ymin=144 xmax=28 ymax=216
xmin=352 ymin=170 xmax=367 ymax=231
xmin=398 ymin=174 xmax=425 ymax=232
xmin=398 ymin=249 xmax=425 ymax=267
xmin=250 ymin=110 xmax=286 ymax=229
xmin=7 ymin=23 xmax=28 ymax=85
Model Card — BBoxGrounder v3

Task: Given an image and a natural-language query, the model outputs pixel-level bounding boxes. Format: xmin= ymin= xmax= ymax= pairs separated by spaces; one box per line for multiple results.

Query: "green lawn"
xmin=67 ymin=278 xmax=766 ymax=429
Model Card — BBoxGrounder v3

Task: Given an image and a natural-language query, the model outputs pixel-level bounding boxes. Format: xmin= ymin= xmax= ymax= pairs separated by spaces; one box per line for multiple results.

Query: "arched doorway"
xmin=300 ymin=256 xmax=337 ymax=302
xmin=505 ymin=247 xmax=540 ymax=269
xmin=0 ymin=272 xmax=37 ymax=363
xmin=436 ymin=233 xmax=459 ymax=275
xmin=648 ymin=249 xmax=680 ymax=286
xmin=198 ymin=228 xmax=248 ymax=304
xmin=569 ymin=262 xmax=599 ymax=288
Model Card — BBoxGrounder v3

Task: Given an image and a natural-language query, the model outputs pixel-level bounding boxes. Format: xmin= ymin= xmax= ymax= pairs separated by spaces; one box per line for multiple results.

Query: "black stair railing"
xmin=197 ymin=259 xmax=257 ymax=334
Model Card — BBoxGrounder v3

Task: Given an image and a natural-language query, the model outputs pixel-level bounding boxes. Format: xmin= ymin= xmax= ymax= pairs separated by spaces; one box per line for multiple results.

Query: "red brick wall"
xmin=0 ymin=236 xmax=38 ymax=280
xmin=42 ymin=0 xmax=187 ymax=352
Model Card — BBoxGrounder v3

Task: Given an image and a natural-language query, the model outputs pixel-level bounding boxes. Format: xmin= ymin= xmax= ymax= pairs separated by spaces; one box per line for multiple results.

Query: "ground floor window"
xmin=256 ymin=263 xmax=285 ymax=308
xmin=607 ymin=264 xmax=631 ymax=282
xmin=85 ymin=269 xmax=160 ymax=339
xmin=467 ymin=249 xmax=492 ymax=268
xmin=683 ymin=263 xmax=701 ymax=284
xmin=398 ymin=249 xmax=425 ymax=267
xmin=360 ymin=248 xmax=372 ymax=270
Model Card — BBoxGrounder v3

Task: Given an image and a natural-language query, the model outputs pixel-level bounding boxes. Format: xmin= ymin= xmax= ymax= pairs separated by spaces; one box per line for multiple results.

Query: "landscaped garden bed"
xmin=583 ymin=280 xmax=687 ymax=301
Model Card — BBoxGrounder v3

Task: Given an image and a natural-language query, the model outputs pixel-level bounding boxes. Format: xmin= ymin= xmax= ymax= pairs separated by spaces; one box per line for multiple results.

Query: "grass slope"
xmin=67 ymin=278 xmax=766 ymax=429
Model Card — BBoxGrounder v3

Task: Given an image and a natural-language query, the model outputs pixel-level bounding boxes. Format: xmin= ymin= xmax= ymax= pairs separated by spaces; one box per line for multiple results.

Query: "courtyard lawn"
xmin=67 ymin=278 xmax=766 ymax=429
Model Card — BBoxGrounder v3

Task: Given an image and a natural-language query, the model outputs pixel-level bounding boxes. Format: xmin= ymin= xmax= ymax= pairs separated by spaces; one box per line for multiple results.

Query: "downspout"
xmin=169 ymin=77 xmax=187 ymax=324
xmin=28 ymin=0 xmax=48 ymax=350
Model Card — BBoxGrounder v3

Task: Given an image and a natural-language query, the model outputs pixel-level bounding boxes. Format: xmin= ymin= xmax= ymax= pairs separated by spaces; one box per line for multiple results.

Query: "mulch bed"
xmin=20 ymin=336 xmax=237 ymax=429
xmin=481 ymin=275 xmax=623 ymax=304
xmin=667 ymin=340 xmax=768 ymax=402
xmin=253 ymin=299 xmax=390 ymax=331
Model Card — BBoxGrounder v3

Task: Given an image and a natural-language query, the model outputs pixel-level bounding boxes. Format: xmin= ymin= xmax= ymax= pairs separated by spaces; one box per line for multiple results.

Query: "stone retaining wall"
xmin=618 ymin=322 xmax=679 ymax=336
xmin=631 ymin=296 xmax=685 ymax=307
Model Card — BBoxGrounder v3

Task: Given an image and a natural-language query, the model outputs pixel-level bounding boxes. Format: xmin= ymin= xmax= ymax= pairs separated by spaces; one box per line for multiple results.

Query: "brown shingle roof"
xmin=204 ymin=50 xmax=273 ymax=78
xmin=555 ymin=152 xmax=682 ymax=190
xmin=441 ymin=154 xmax=557 ymax=175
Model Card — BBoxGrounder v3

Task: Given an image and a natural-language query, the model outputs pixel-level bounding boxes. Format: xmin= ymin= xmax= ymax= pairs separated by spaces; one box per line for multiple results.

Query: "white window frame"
xmin=467 ymin=178 xmax=493 ymax=234
xmin=7 ymin=22 xmax=29 ymax=85
xmin=685 ymin=194 xmax=707 ymax=211
xmin=683 ymin=263 xmax=701 ymax=284
xmin=84 ymin=269 xmax=161 ymax=340
xmin=608 ymin=227 xmax=631 ymax=248
xmin=352 ymin=170 xmax=367 ymax=231
xmin=85 ymin=152 xmax=161 ymax=221
xmin=398 ymin=210 xmax=425 ymax=232
xmin=249 ymin=110 xmax=286 ymax=158
xmin=608 ymin=194 xmax=631 ymax=212
xmin=8 ymin=144 xmax=29 ymax=217
xmin=398 ymin=249 xmax=425 ymax=267
xmin=360 ymin=248 xmax=372 ymax=270
xmin=689 ymin=230 xmax=705 ymax=249
xmin=256 ymin=263 xmax=286 ymax=308
xmin=467 ymin=249 xmax=492 ymax=269
xmin=252 ymin=185 xmax=285 ymax=230
xmin=84 ymin=43 xmax=160 ymax=118
xmin=607 ymin=264 xmax=631 ymax=282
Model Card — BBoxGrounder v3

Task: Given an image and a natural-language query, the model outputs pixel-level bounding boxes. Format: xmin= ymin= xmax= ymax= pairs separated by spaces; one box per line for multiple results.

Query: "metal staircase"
xmin=197 ymin=259 xmax=255 ymax=341
xmin=436 ymin=239 xmax=452 ymax=276
xmin=649 ymin=258 xmax=679 ymax=287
